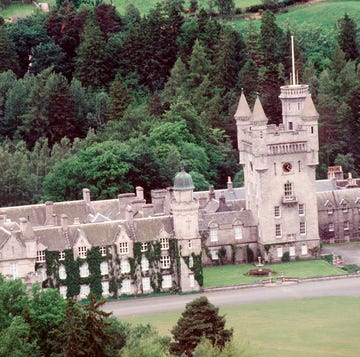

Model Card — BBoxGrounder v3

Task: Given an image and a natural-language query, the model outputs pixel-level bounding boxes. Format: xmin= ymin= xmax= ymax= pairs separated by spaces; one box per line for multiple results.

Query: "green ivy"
xmin=64 ymin=249 xmax=80 ymax=298
xmin=184 ymin=252 xmax=203 ymax=287
xmin=231 ymin=244 xmax=237 ymax=264
xmin=133 ymin=242 xmax=142 ymax=264
xmin=87 ymin=247 xmax=102 ymax=299
xmin=45 ymin=250 xmax=60 ymax=288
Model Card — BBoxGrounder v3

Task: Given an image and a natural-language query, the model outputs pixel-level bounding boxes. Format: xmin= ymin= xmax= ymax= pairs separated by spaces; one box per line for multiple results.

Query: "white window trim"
xmin=36 ymin=250 xmax=46 ymax=263
xmin=210 ymin=229 xmax=218 ymax=242
xmin=160 ymin=255 xmax=171 ymax=269
xmin=119 ymin=242 xmax=129 ymax=255
xmin=275 ymin=224 xmax=282 ymax=238
xmin=274 ymin=206 xmax=281 ymax=218
xmin=121 ymin=259 xmax=131 ymax=274
xmin=300 ymin=222 xmax=306 ymax=235
xmin=141 ymin=242 xmax=148 ymax=252
xmin=78 ymin=246 xmax=87 ymax=259
xmin=160 ymin=238 xmax=169 ymax=250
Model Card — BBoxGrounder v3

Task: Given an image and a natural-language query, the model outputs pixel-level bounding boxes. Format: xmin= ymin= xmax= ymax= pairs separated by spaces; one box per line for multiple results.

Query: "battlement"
xmin=279 ymin=84 xmax=308 ymax=99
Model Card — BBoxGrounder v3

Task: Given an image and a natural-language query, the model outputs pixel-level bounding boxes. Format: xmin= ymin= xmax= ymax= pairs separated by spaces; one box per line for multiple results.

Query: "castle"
xmin=1 ymin=76 xmax=359 ymax=298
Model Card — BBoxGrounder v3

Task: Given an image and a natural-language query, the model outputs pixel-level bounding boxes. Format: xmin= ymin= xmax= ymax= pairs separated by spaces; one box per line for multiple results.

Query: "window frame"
xmin=78 ymin=246 xmax=87 ymax=259
xmin=274 ymin=206 xmax=281 ymax=218
xmin=275 ymin=224 xmax=282 ymax=238
xmin=160 ymin=238 xmax=169 ymax=250
xmin=36 ymin=250 xmax=46 ymax=263
xmin=160 ymin=255 xmax=171 ymax=269
xmin=119 ymin=242 xmax=129 ymax=255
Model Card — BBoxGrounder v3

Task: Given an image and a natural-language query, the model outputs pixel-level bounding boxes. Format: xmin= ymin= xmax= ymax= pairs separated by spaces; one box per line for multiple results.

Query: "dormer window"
xmin=99 ymin=246 xmax=106 ymax=256
xmin=341 ymin=202 xmax=348 ymax=213
xmin=36 ymin=250 xmax=46 ymax=263
xmin=160 ymin=238 xmax=169 ymax=250
xmin=78 ymin=246 xmax=87 ymax=259
xmin=59 ymin=251 xmax=65 ymax=261
xmin=119 ymin=242 xmax=129 ymax=255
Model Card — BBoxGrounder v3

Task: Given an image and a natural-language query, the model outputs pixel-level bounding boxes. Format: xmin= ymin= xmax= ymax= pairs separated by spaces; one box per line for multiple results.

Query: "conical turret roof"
xmin=251 ymin=95 xmax=267 ymax=125
xmin=302 ymin=94 xmax=318 ymax=118
xmin=173 ymin=167 xmax=194 ymax=191
xmin=234 ymin=90 xmax=251 ymax=121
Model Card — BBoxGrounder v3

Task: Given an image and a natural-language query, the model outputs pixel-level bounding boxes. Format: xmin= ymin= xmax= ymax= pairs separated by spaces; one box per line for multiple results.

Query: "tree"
xmin=0 ymin=21 xmax=19 ymax=74
xmin=337 ymin=13 xmax=359 ymax=62
xmin=29 ymin=42 xmax=66 ymax=74
xmin=107 ymin=74 xmax=132 ymax=121
xmin=74 ymin=14 xmax=113 ymax=89
xmin=216 ymin=0 xmax=235 ymax=15
xmin=170 ymin=296 xmax=233 ymax=356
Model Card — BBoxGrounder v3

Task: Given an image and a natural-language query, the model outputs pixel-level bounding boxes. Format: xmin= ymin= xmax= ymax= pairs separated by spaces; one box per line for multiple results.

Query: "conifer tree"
xmin=170 ymin=296 xmax=233 ymax=356
xmin=74 ymin=14 xmax=113 ymax=89
xmin=337 ymin=13 xmax=359 ymax=62
xmin=108 ymin=74 xmax=131 ymax=121
xmin=0 ymin=19 xmax=19 ymax=75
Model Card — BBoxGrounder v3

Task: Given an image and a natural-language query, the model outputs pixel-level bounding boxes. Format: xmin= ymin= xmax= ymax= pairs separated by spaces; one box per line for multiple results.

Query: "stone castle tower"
xmin=171 ymin=167 xmax=202 ymax=291
xmin=235 ymin=80 xmax=320 ymax=259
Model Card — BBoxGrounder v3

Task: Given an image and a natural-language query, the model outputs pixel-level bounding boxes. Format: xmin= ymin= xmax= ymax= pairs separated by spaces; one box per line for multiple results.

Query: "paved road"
xmin=322 ymin=244 xmax=360 ymax=265
xmin=103 ymin=277 xmax=360 ymax=317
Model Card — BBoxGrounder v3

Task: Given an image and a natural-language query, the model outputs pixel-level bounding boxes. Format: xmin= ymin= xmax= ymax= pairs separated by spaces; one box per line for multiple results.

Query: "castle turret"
xmin=171 ymin=168 xmax=201 ymax=292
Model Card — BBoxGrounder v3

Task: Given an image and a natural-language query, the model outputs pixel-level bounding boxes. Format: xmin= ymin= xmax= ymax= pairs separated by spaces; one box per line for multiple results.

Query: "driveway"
xmin=321 ymin=243 xmax=360 ymax=265
xmin=103 ymin=277 xmax=360 ymax=317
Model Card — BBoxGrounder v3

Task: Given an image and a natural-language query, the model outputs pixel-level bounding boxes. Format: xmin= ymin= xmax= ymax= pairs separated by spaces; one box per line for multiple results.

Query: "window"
xmin=121 ymin=279 xmax=131 ymax=294
xmin=234 ymin=227 xmax=243 ymax=240
xmin=102 ymin=281 xmax=109 ymax=296
xmin=141 ymin=256 xmax=149 ymax=272
xmin=289 ymin=246 xmax=295 ymax=257
xmin=327 ymin=206 xmax=333 ymax=215
xmin=121 ymin=259 xmax=131 ymax=274
xmin=188 ymin=240 xmax=192 ymax=249
xmin=211 ymin=250 xmax=218 ymax=260
xmin=80 ymin=284 xmax=90 ymax=298
xmin=78 ymin=246 xmax=87 ymax=259
xmin=274 ymin=206 xmax=281 ymax=218
xmin=141 ymin=242 xmax=148 ymax=252
xmin=301 ymin=244 xmax=308 ymax=255
xmin=142 ymin=277 xmax=151 ymax=291
xmin=328 ymin=223 xmax=334 ymax=232
xmin=288 ymin=121 xmax=293 ymax=130
xmin=189 ymin=255 xmax=194 ymax=268
xmin=100 ymin=261 xmax=109 ymax=275
xmin=36 ymin=250 xmax=46 ymax=263
xmin=341 ymin=203 xmax=348 ymax=213
xmin=59 ymin=265 xmax=67 ymax=280
xmin=299 ymin=204 xmax=305 ymax=216
xmin=287 ymin=233 xmax=296 ymax=241
xmin=344 ymin=221 xmax=350 ymax=231
xmin=277 ymin=247 xmax=283 ymax=258
xmin=59 ymin=251 xmax=65 ymax=261
xmin=80 ymin=263 xmax=89 ymax=278
xmin=300 ymin=222 xmax=306 ymax=235
xmin=275 ymin=224 xmax=282 ymax=238
xmin=160 ymin=256 xmax=171 ymax=269
xmin=189 ymin=274 xmax=195 ymax=288
xmin=119 ymin=242 xmax=129 ymax=255
xmin=284 ymin=182 xmax=293 ymax=199
xmin=11 ymin=263 xmax=17 ymax=279
xmin=162 ymin=275 xmax=172 ymax=289
xmin=59 ymin=286 xmax=67 ymax=299
xmin=160 ymin=238 xmax=169 ymax=250
xmin=210 ymin=229 xmax=218 ymax=242
xmin=99 ymin=246 xmax=106 ymax=256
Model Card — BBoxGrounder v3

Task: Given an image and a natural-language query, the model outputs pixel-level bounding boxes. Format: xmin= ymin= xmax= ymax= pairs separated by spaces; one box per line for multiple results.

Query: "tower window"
xmin=274 ymin=206 xmax=281 ymax=218
xmin=288 ymin=122 xmax=293 ymax=130
xmin=311 ymin=126 xmax=314 ymax=134
xmin=299 ymin=204 xmax=305 ymax=215
xmin=275 ymin=224 xmax=282 ymax=238
xmin=284 ymin=182 xmax=294 ymax=199
xmin=300 ymin=222 xmax=306 ymax=235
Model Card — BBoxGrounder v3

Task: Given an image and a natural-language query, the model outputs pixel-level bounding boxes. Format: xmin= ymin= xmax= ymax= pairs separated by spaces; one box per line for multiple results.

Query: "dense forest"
xmin=0 ymin=0 xmax=359 ymax=206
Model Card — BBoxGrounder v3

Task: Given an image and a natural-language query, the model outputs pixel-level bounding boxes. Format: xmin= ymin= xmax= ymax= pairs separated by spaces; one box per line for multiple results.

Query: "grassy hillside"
xmin=125 ymin=296 xmax=360 ymax=357
xmin=230 ymin=0 xmax=360 ymax=33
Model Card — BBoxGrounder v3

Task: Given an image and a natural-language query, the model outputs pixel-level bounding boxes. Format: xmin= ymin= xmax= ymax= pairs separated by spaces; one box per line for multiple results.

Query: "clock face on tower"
xmin=282 ymin=162 xmax=292 ymax=173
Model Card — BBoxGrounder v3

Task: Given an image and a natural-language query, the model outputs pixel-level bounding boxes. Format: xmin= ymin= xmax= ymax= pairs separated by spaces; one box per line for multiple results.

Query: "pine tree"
xmin=337 ymin=13 xmax=359 ymax=62
xmin=0 ymin=20 xmax=19 ymax=74
xmin=74 ymin=15 xmax=113 ymax=89
xmin=170 ymin=296 xmax=233 ymax=356
xmin=108 ymin=74 xmax=132 ymax=121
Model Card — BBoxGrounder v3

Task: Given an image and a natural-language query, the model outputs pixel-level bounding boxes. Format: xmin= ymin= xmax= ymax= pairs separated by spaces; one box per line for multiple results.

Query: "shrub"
xmin=281 ymin=251 xmax=290 ymax=262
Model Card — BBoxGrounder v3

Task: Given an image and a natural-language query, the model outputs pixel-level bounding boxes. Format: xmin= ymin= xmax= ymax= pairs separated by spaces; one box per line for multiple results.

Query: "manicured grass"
xmin=203 ymin=260 xmax=346 ymax=288
xmin=124 ymin=296 xmax=360 ymax=356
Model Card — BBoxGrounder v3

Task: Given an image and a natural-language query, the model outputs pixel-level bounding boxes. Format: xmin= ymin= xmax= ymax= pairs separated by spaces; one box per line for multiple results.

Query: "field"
xmin=125 ymin=296 xmax=360 ymax=357
xmin=0 ymin=2 xmax=34 ymax=19
xmin=203 ymin=260 xmax=346 ymax=287
xmin=230 ymin=0 xmax=360 ymax=32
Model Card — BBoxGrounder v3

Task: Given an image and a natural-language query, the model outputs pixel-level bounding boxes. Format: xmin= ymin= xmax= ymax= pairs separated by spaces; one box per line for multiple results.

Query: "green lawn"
xmin=203 ymin=260 xmax=346 ymax=288
xmin=125 ymin=296 xmax=360 ymax=357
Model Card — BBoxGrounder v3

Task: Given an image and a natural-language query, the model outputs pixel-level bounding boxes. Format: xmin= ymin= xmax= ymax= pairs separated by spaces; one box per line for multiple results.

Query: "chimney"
xmin=227 ymin=176 xmax=234 ymax=191
xmin=141 ymin=204 xmax=154 ymax=218
xmin=83 ymin=188 xmax=91 ymax=205
xmin=198 ymin=194 xmax=207 ymax=209
xmin=209 ymin=186 xmax=215 ymax=201
xmin=19 ymin=217 xmax=28 ymax=234
xmin=0 ymin=211 xmax=7 ymax=226
xmin=136 ymin=186 xmax=144 ymax=200
xmin=45 ymin=201 xmax=54 ymax=225
xmin=61 ymin=214 xmax=68 ymax=231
